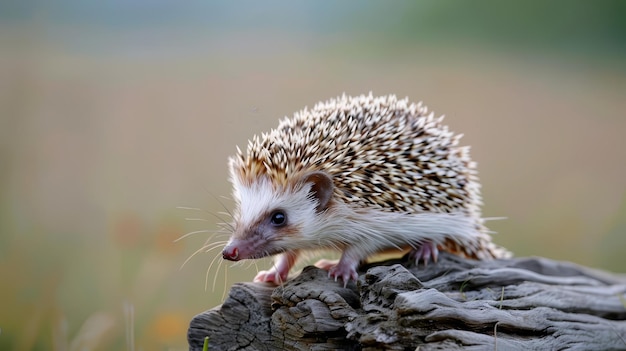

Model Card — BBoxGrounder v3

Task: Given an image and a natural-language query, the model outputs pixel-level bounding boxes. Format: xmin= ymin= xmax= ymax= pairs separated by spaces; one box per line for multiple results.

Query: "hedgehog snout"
xmin=222 ymin=245 xmax=239 ymax=261
xmin=222 ymin=236 xmax=260 ymax=261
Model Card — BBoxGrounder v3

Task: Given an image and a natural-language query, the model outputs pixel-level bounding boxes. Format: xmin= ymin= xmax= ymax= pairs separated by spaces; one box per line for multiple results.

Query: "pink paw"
xmin=409 ymin=241 xmax=439 ymax=266
xmin=253 ymin=269 xmax=287 ymax=284
xmin=328 ymin=263 xmax=358 ymax=287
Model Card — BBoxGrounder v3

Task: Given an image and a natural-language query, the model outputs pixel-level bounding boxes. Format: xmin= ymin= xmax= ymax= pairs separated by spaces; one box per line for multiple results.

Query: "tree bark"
xmin=188 ymin=253 xmax=626 ymax=351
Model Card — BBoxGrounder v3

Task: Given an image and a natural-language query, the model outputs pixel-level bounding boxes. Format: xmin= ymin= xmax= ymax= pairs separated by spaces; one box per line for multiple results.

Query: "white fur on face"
xmin=232 ymin=176 xmax=320 ymax=236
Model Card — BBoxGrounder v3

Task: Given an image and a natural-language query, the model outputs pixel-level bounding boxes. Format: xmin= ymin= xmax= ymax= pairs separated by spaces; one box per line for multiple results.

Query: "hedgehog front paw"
xmin=409 ymin=241 xmax=440 ymax=266
xmin=253 ymin=269 xmax=287 ymax=285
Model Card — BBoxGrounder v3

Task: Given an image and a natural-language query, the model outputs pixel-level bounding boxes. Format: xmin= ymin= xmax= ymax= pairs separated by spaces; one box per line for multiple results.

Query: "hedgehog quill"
xmin=222 ymin=94 xmax=510 ymax=285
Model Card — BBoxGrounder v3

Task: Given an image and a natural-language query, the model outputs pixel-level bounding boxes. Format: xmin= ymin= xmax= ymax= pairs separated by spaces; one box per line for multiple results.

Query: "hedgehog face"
xmin=222 ymin=171 xmax=334 ymax=261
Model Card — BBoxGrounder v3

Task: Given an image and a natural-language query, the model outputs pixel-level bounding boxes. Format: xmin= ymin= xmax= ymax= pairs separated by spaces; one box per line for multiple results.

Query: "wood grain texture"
xmin=188 ymin=253 xmax=626 ymax=351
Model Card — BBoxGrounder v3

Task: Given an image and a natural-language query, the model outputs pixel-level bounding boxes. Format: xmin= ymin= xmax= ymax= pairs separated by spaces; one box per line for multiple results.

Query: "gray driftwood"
xmin=188 ymin=253 xmax=626 ymax=350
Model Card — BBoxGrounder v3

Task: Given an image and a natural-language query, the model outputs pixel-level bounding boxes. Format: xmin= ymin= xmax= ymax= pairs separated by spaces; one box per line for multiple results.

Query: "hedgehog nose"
xmin=222 ymin=246 xmax=239 ymax=261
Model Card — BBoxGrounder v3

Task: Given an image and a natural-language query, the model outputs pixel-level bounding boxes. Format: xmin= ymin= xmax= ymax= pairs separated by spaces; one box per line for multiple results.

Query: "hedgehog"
xmin=222 ymin=93 xmax=510 ymax=285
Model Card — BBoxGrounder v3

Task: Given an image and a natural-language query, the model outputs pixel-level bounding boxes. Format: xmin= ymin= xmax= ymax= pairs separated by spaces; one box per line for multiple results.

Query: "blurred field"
xmin=1 ymin=1 xmax=625 ymax=350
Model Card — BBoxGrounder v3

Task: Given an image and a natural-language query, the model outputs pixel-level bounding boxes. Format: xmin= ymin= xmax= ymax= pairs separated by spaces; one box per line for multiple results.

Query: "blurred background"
xmin=1 ymin=1 xmax=625 ymax=350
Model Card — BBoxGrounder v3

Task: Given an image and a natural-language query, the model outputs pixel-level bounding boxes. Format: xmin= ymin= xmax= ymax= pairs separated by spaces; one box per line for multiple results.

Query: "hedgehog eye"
xmin=270 ymin=211 xmax=286 ymax=227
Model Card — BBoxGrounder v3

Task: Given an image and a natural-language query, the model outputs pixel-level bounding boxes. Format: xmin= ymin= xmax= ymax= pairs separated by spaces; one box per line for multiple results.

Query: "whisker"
xmin=203 ymin=233 xmax=230 ymax=243
xmin=221 ymin=261 xmax=228 ymax=301
xmin=207 ymin=237 xmax=230 ymax=247
xmin=177 ymin=205 xmax=234 ymax=232
xmin=180 ymin=245 xmax=210 ymax=270
xmin=204 ymin=213 xmax=234 ymax=231
xmin=176 ymin=206 xmax=204 ymax=211
xmin=230 ymin=260 xmax=249 ymax=268
xmin=180 ymin=239 xmax=227 ymax=271
xmin=215 ymin=222 xmax=233 ymax=230
xmin=483 ymin=217 xmax=506 ymax=222
xmin=212 ymin=256 xmax=225 ymax=292
xmin=174 ymin=229 xmax=215 ymax=243
xmin=190 ymin=231 xmax=228 ymax=250
xmin=204 ymin=188 xmax=235 ymax=219
xmin=184 ymin=218 xmax=211 ymax=222
xmin=205 ymin=252 xmax=223 ymax=291
xmin=203 ymin=241 xmax=228 ymax=253
xmin=202 ymin=229 xmax=230 ymax=237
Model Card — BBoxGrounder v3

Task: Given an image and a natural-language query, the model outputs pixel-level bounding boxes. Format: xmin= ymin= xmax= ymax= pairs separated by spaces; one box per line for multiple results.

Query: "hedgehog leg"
xmin=409 ymin=242 xmax=439 ymax=266
xmin=253 ymin=250 xmax=298 ymax=284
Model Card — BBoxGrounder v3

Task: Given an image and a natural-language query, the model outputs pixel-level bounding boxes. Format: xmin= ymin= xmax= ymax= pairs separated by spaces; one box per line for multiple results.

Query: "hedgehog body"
xmin=222 ymin=94 xmax=509 ymax=284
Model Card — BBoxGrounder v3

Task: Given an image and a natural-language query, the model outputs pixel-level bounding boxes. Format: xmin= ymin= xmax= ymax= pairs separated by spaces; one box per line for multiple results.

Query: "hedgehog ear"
xmin=302 ymin=171 xmax=333 ymax=213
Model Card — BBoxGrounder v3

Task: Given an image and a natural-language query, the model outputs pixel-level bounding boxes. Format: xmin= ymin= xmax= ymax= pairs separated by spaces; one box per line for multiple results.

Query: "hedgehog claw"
xmin=328 ymin=264 xmax=358 ymax=287
xmin=410 ymin=242 xmax=439 ymax=266
xmin=432 ymin=245 xmax=439 ymax=263
xmin=317 ymin=258 xmax=357 ymax=286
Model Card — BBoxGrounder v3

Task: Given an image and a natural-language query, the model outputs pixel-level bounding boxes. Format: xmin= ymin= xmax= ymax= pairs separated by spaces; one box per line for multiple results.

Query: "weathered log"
xmin=188 ymin=253 xmax=626 ymax=350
